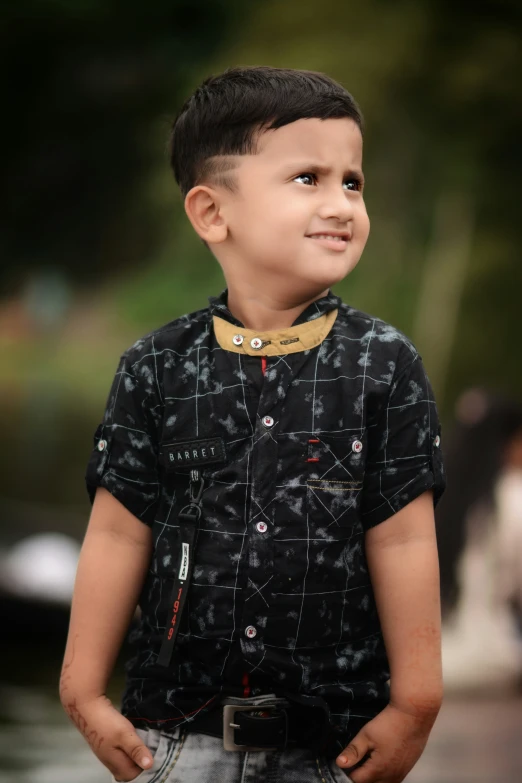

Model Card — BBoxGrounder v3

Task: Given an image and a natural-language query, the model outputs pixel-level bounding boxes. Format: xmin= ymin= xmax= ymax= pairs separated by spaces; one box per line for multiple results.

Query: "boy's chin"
xmin=331 ymin=259 xmax=360 ymax=283
xmin=305 ymin=266 xmax=357 ymax=288
xmin=300 ymin=255 xmax=360 ymax=283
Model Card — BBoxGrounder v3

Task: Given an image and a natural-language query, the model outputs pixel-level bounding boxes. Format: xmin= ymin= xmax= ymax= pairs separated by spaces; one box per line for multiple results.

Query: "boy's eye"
xmin=293 ymin=173 xmax=316 ymax=186
xmin=343 ymin=178 xmax=362 ymax=191
xmin=293 ymin=173 xmax=363 ymax=191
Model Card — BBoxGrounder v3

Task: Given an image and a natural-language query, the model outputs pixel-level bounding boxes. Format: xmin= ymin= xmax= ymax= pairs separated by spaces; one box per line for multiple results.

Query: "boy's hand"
xmin=335 ymin=701 xmax=439 ymax=783
xmin=61 ymin=692 xmax=154 ymax=781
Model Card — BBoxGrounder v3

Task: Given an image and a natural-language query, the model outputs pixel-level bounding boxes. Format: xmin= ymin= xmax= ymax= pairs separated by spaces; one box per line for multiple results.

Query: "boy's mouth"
xmin=306 ymin=232 xmax=351 ymax=251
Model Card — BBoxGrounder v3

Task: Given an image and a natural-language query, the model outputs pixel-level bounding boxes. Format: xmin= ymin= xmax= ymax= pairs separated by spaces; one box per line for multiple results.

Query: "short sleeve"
xmin=360 ymin=350 xmax=446 ymax=531
xmin=85 ymin=351 xmax=161 ymax=527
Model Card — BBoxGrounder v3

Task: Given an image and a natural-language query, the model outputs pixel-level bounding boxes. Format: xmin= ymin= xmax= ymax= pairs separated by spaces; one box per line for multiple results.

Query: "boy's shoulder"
xmin=120 ymin=304 xmax=212 ymax=365
xmin=335 ymin=301 xmax=420 ymax=363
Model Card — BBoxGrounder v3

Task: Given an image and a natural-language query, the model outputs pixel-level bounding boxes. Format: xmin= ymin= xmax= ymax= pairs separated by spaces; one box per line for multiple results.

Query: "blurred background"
xmin=1 ymin=0 xmax=521 ymax=780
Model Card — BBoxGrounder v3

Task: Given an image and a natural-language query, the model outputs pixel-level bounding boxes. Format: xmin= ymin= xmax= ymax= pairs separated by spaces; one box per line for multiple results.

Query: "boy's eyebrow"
xmin=280 ymin=161 xmax=365 ymax=183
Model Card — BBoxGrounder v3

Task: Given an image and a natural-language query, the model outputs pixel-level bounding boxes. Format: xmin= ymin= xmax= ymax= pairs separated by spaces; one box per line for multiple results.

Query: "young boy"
xmin=60 ymin=66 xmax=446 ymax=783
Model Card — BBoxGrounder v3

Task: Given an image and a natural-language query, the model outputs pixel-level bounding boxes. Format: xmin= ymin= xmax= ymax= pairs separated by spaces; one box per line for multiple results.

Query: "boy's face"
xmin=208 ymin=117 xmax=370 ymax=299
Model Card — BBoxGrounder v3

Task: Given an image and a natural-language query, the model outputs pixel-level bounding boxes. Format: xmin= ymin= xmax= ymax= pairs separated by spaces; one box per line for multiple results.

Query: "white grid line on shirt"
xmin=152 ymin=334 xmax=164 ymax=406
xmin=219 ymin=358 xmax=253 ymax=678
xmin=274 ymin=584 xmax=371 ymax=596
xmin=367 ymin=472 xmax=429 ymax=516
xmin=296 ymin=373 xmax=389 ymax=385
xmin=107 ymin=469 xmax=159 ymax=486
xmin=360 ymin=319 xmax=375 ymax=430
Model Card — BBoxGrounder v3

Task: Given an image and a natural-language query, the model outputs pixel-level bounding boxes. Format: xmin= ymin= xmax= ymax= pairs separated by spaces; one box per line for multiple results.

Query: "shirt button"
xmin=250 ymin=337 xmax=263 ymax=350
xmin=245 ymin=625 xmax=257 ymax=639
xmin=256 ymin=521 xmax=268 ymax=533
xmin=352 ymin=439 xmax=363 ymax=453
xmin=232 ymin=334 xmax=244 ymax=346
xmin=262 ymin=415 xmax=275 ymax=428
xmin=97 ymin=439 xmax=107 ymax=451
xmin=434 ymin=435 xmax=441 ymax=447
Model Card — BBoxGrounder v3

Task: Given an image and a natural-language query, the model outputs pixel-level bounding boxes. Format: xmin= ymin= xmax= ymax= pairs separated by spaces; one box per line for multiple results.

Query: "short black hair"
xmin=169 ymin=65 xmax=363 ymax=198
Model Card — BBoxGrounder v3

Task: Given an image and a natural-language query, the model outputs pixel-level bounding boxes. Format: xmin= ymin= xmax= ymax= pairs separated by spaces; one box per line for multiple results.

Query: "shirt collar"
xmin=207 ymin=287 xmax=343 ymax=329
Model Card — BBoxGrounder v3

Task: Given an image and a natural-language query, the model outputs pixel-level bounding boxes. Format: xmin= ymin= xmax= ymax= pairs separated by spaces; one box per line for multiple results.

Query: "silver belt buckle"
xmin=222 ymin=694 xmax=288 ymax=752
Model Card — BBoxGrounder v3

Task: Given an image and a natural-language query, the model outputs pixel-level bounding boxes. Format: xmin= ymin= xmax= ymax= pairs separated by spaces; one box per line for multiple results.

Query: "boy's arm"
xmin=60 ymin=486 xmax=152 ymax=705
xmin=364 ymin=489 xmax=443 ymax=716
xmin=59 ymin=487 xmax=156 ymax=779
xmin=65 ymin=346 xmax=163 ymax=778
xmin=336 ymin=491 xmax=443 ymax=782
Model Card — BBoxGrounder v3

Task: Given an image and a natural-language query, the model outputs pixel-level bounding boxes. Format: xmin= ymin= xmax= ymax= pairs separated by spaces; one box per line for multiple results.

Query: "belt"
xmin=184 ymin=692 xmax=335 ymax=753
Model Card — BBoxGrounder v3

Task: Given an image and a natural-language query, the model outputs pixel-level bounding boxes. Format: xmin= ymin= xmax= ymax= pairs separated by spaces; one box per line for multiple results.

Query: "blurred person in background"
xmin=436 ymin=387 xmax=522 ymax=691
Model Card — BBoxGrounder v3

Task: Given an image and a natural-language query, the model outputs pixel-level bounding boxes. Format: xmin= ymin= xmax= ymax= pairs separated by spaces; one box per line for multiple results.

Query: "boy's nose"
xmin=317 ymin=189 xmax=354 ymax=223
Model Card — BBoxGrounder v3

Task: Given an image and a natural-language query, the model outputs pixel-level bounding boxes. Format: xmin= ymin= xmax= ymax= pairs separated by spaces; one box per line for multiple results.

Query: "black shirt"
xmin=85 ymin=288 xmax=445 ymax=758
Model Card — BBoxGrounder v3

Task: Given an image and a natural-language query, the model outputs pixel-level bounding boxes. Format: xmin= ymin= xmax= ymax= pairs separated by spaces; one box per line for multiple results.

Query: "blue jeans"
xmin=111 ymin=726 xmax=354 ymax=783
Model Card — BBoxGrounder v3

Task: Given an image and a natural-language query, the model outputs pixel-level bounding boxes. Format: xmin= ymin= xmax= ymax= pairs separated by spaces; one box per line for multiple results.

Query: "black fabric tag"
xmin=160 ymin=437 xmax=227 ymax=471
xmin=157 ymin=510 xmax=198 ymax=667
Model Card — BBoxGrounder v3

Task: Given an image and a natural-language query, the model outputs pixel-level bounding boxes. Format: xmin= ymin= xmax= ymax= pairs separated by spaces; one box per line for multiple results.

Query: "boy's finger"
xmin=336 ymin=732 xmax=370 ymax=769
xmin=118 ymin=731 xmax=153 ymax=770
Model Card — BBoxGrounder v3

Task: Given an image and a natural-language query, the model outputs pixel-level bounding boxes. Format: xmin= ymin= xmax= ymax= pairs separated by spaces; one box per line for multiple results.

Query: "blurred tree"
xmin=406 ymin=0 xmax=522 ymax=400
xmin=0 ymin=0 xmax=258 ymax=295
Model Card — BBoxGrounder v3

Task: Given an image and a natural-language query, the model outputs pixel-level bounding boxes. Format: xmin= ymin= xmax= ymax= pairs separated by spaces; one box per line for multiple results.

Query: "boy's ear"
xmin=184 ymin=185 xmax=228 ymax=244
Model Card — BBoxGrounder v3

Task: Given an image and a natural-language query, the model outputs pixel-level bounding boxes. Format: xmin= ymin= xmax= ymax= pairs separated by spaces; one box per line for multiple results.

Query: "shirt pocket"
xmin=306 ymin=432 xmax=367 ymax=528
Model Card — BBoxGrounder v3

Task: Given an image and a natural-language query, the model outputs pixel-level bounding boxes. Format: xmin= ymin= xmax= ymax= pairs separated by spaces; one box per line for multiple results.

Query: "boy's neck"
xmin=225 ymin=285 xmax=330 ymax=331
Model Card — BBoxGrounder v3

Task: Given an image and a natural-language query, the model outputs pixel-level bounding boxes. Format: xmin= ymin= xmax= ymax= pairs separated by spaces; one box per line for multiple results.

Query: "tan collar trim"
xmin=212 ymin=308 xmax=338 ymax=356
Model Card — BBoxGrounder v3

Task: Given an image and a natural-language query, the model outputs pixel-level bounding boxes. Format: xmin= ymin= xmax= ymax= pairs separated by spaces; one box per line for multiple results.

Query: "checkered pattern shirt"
xmin=85 ymin=287 xmax=445 ymax=754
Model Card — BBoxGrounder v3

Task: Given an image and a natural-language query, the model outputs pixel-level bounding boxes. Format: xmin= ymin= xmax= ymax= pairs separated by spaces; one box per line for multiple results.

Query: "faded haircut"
xmin=168 ymin=65 xmax=363 ymax=198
